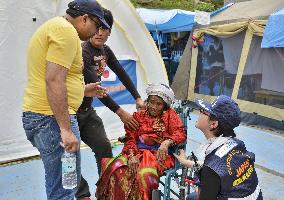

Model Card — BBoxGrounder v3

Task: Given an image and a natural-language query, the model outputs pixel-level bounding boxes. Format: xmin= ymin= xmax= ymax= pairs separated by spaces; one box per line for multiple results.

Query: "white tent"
xmin=0 ymin=0 xmax=168 ymax=163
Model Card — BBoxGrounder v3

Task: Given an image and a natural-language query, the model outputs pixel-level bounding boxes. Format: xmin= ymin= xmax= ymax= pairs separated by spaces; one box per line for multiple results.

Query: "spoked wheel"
xmin=179 ymin=167 xmax=188 ymax=200
xmin=179 ymin=167 xmax=198 ymax=200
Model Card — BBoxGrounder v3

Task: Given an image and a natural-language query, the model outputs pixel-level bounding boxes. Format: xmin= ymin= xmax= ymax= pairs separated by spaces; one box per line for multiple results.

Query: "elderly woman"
xmin=96 ymin=83 xmax=186 ymax=200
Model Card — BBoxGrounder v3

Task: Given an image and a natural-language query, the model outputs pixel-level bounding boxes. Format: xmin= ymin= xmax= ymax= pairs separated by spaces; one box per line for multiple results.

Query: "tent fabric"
xmin=171 ymin=31 xmax=194 ymax=99
xmin=231 ymin=30 xmax=253 ymax=99
xmin=246 ymin=36 xmax=284 ymax=93
xmin=248 ymin=21 xmax=266 ymax=36
xmin=222 ymin=32 xmax=245 ymax=74
xmin=173 ymin=0 xmax=284 ymax=100
xmin=136 ymin=3 xmax=234 ymax=34
xmin=188 ymin=29 xmax=284 ymax=122
xmin=0 ymin=0 xmax=167 ymax=163
xmin=192 ymin=20 xmax=266 ymax=47
xmin=206 ymin=0 xmax=284 ymax=26
xmin=262 ymin=7 xmax=284 ymax=48
xmin=242 ymin=36 xmax=263 ymax=75
xmin=172 ymin=0 xmax=284 ymax=130
xmin=136 ymin=8 xmax=195 ymax=33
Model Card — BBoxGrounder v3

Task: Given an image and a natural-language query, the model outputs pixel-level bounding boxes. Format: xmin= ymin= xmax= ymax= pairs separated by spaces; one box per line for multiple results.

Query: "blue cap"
xmin=196 ymin=95 xmax=241 ymax=129
xmin=69 ymin=0 xmax=110 ymax=29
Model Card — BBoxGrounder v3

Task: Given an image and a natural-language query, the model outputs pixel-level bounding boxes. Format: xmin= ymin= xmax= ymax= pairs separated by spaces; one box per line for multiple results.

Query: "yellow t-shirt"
xmin=23 ymin=17 xmax=84 ymax=115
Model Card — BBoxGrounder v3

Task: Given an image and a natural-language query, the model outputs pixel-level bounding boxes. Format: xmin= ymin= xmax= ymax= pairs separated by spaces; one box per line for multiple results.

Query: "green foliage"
xmin=130 ymin=0 xmax=195 ymax=11
xmin=129 ymin=0 xmax=224 ymax=11
xmin=211 ymin=0 xmax=224 ymax=8
xmin=195 ymin=2 xmax=215 ymax=12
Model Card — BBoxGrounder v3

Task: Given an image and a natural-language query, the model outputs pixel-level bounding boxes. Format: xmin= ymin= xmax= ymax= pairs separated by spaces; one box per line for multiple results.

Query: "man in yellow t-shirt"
xmin=22 ymin=1 xmax=108 ymax=199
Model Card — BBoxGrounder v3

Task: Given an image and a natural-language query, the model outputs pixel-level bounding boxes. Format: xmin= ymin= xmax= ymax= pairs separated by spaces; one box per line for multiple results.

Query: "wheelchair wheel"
xmin=179 ymin=167 xmax=197 ymax=199
xmin=187 ymin=168 xmax=196 ymax=194
xmin=179 ymin=167 xmax=188 ymax=200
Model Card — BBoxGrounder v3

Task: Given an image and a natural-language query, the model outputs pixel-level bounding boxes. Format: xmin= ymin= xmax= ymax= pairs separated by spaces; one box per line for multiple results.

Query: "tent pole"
xmin=231 ymin=29 xmax=253 ymax=99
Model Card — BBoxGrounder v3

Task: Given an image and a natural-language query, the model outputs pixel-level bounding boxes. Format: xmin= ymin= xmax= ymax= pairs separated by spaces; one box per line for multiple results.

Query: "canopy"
xmin=262 ymin=7 xmax=284 ymax=48
xmin=136 ymin=8 xmax=195 ymax=33
xmin=136 ymin=4 xmax=234 ymax=34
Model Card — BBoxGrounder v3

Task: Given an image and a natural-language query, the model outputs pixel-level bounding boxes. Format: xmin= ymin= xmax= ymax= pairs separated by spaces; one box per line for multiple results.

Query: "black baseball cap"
xmin=68 ymin=0 xmax=110 ymax=29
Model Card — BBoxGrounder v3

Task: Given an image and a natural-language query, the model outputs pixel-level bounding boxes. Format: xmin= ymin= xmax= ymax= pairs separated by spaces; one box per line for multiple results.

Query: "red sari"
xmin=96 ymin=108 xmax=186 ymax=200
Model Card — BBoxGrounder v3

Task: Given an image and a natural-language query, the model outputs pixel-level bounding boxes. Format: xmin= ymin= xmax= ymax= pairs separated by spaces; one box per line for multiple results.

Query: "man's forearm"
xmin=46 ymin=62 xmax=71 ymax=132
xmin=46 ymin=79 xmax=71 ymax=132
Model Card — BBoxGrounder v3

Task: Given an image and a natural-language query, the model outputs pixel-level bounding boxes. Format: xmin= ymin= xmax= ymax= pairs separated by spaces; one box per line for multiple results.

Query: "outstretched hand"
xmin=173 ymin=149 xmax=195 ymax=168
xmin=84 ymin=82 xmax=107 ymax=98
xmin=136 ymin=97 xmax=146 ymax=110
xmin=116 ymin=108 xmax=139 ymax=131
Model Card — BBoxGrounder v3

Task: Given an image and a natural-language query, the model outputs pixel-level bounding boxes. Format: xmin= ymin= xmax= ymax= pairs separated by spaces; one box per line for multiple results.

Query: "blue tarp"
xmin=262 ymin=7 xmax=284 ymax=48
xmin=136 ymin=8 xmax=195 ymax=33
xmin=136 ymin=3 xmax=234 ymax=33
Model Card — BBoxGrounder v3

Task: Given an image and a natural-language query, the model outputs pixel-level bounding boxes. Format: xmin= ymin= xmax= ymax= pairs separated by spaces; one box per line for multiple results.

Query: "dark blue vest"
xmin=203 ymin=138 xmax=263 ymax=199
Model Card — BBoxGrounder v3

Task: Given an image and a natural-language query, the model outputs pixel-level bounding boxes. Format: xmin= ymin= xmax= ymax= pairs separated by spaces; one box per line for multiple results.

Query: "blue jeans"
xmin=22 ymin=112 xmax=81 ymax=200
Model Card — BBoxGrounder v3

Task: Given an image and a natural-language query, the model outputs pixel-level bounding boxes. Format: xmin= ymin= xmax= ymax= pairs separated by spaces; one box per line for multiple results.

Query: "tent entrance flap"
xmin=237 ymin=35 xmax=284 ymax=112
xmin=191 ymin=33 xmax=246 ymax=98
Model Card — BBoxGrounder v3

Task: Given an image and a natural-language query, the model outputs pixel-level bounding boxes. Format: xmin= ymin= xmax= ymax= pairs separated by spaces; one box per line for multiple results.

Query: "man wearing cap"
xmin=75 ymin=9 xmax=145 ymax=199
xmin=174 ymin=95 xmax=263 ymax=200
xmin=22 ymin=0 xmax=109 ymax=199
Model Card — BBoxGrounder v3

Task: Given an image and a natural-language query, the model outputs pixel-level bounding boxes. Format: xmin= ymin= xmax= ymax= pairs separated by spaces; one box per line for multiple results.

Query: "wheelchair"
xmin=118 ymin=100 xmax=195 ymax=200
xmin=151 ymin=100 xmax=195 ymax=200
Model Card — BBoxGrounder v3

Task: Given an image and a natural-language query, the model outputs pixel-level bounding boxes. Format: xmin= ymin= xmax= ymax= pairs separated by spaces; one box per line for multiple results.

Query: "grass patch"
xmin=130 ymin=0 xmax=224 ymax=12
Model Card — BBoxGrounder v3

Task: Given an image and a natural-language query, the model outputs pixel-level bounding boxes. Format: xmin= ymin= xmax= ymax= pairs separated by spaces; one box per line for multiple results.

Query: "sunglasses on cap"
xmin=88 ymin=16 xmax=101 ymax=31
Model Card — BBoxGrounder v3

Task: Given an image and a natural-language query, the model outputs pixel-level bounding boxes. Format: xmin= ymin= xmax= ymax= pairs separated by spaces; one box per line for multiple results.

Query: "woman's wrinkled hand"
xmin=156 ymin=140 xmax=171 ymax=164
xmin=128 ymin=155 xmax=139 ymax=175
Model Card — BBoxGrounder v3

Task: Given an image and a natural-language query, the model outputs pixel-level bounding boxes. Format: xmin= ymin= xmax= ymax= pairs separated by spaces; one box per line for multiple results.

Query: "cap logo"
xmin=211 ymin=96 xmax=220 ymax=108
xmin=212 ymin=100 xmax=217 ymax=108
xmin=198 ymin=100 xmax=210 ymax=111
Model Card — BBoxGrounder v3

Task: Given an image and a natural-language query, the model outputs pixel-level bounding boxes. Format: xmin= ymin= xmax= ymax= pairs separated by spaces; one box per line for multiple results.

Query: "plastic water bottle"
xmin=61 ymin=151 xmax=77 ymax=189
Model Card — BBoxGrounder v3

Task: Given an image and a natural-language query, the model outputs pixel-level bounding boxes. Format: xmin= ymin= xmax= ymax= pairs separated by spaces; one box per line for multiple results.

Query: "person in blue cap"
xmin=174 ymin=95 xmax=263 ymax=200
xmin=22 ymin=0 xmax=108 ymax=199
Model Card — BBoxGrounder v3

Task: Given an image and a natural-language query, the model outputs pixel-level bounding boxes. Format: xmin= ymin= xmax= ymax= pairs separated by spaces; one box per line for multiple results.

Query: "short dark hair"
xmin=102 ymin=8 xmax=113 ymax=29
xmin=209 ymin=115 xmax=236 ymax=138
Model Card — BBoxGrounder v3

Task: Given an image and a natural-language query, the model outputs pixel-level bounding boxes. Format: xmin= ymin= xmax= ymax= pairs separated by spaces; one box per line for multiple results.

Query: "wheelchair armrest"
xmin=175 ymin=143 xmax=186 ymax=151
